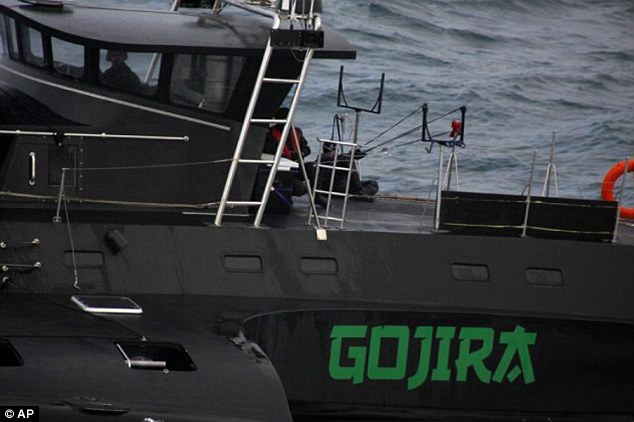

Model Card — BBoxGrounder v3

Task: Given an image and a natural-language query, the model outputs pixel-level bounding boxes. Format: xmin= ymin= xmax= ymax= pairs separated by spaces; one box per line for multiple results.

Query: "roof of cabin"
xmin=0 ymin=1 xmax=356 ymax=58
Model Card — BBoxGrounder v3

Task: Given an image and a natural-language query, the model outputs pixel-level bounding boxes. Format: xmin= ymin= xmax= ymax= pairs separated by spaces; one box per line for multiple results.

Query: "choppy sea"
xmin=106 ymin=1 xmax=634 ymax=202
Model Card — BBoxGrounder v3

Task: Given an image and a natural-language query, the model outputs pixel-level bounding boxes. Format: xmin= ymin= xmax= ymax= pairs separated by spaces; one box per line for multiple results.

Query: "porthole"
xmin=451 ymin=263 xmax=490 ymax=282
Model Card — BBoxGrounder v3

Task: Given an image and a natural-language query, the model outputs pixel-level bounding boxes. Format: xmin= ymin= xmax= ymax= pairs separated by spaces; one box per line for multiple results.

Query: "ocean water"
xmin=297 ymin=0 xmax=634 ymax=203
xmin=97 ymin=0 xmax=634 ymax=203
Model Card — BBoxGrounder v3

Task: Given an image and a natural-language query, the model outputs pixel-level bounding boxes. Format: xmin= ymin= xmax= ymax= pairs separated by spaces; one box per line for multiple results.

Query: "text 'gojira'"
xmin=328 ymin=325 xmax=537 ymax=389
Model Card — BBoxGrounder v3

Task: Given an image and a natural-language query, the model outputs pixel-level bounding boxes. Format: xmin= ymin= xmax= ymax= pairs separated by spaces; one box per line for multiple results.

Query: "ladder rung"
xmin=226 ymin=201 xmax=262 ymax=206
xmin=263 ymin=78 xmax=301 ymax=84
xmin=314 ymin=190 xmax=348 ymax=197
xmin=239 ymin=159 xmax=276 ymax=165
xmin=316 ymin=216 xmax=344 ymax=222
xmin=317 ymin=164 xmax=352 ymax=171
xmin=251 ymin=119 xmax=287 ymax=124
xmin=318 ymin=139 xmax=358 ymax=148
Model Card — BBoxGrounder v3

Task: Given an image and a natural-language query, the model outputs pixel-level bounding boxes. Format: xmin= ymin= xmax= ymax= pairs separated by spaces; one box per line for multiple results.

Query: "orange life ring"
xmin=601 ymin=160 xmax=634 ymax=220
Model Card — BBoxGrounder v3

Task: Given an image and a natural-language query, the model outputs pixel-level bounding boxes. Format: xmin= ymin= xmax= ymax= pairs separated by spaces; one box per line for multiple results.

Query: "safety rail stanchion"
xmin=53 ymin=168 xmax=67 ymax=223
xmin=542 ymin=131 xmax=559 ymax=197
xmin=522 ymin=150 xmax=538 ymax=238
xmin=434 ymin=144 xmax=444 ymax=231
xmin=443 ymin=141 xmax=459 ymax=191
xmin=613 ymin=155 xmax=630 ymax=243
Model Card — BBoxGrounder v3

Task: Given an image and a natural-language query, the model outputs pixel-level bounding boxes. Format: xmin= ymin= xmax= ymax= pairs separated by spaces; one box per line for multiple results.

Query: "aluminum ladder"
xmin=308 ymin=137 xmax=360 ymax=229
xmin=214 ymin=7 xmax=321 ymax=227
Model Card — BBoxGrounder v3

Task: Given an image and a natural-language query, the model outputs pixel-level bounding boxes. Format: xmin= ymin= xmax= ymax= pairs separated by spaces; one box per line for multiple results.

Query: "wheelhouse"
xmin=0 ymin=0 xmax=354 ymax=207
xmin=0 ymin=0 xmax=354 ymax=121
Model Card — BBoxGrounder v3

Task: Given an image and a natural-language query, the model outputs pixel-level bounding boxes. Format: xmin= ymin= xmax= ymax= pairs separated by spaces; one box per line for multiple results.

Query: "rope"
xmin=0 ymin=191 xmax=219 ymax=210
xmin=62 ymin=158 xmax=232 ymax=172
xmin=63 ymin=195 xmax=80 ymax=290
xmin=364 ymin=106 xmax=464 ymax=155
xmin=364 ymin=105 xmax=421 ymax=146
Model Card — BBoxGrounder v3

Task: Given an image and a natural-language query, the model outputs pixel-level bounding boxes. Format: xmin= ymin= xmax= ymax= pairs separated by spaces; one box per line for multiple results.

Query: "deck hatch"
xmin=116 ymin=342 xmax=196 ymax=371
xmin=71 ymin=295 xmax=142 ymax=315
xmin=300 ymin=257 xmax=338 ymax=275
xmin=223 ymin=254 xmax=263 ymax=272
xmin=451 ymin=263 xmax=490 ymax=282
xmin=0 ymin=339 xmax=23 ymax=366
xmin=525 ymin=268 xmax=563 ymax=286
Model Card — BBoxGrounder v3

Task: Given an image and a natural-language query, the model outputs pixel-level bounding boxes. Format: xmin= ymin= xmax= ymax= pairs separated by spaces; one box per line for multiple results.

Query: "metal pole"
xmin=434 ymin=144 xmax=444 ymax=231
xmin=444 ymin=145 xmax=459 ymax=191
xmin=53 ymin=169 xmax=66 ymax=223
xmin=522 ymin=150 xmax=538 ymax=238
xmin=542 ymin=131 xmax=557 ymax=197
xmin=308 ymin=140 xmax=324 ymax=226
xmin=339 ymin=110 xmax=361 ymax=229
xmin=291 ymin=127 xmax=321 ymax=229
xmin=613 ymin=156 xmax=629 ymax=243
xmin=324 ymin=143 xmax=340 ymax=228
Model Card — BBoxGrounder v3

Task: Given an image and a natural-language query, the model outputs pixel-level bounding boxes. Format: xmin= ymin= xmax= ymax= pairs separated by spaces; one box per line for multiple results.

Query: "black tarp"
xmin=439 ymin=191 xmax=618 ymax=242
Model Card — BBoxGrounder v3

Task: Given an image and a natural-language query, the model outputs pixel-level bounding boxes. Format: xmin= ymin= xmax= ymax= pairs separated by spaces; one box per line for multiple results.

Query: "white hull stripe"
xmin=0 ymin=63 xmax=231 ymax=131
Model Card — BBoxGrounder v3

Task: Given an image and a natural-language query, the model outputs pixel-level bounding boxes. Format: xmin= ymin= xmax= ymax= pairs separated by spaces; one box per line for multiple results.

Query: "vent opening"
xmin=300 ymin=257 xmax=338 ymax=275
xmin=526 ymin=268 xmax=563 ymax=286
xmin=116 ymin=342 xmax=195 ymax=371
xmin=223 ymin=255 xmax=263 ymax=273
xmin=451 ymin=263 xmax=490 ymax=282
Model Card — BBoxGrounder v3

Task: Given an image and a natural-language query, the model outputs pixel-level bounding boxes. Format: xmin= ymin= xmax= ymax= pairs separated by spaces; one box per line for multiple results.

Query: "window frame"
xmin=98 ymin=48 xmax=162 ymax=98
xmin=50 ymin=35 xmax=86 ymax=80
xmin=18 ymin=22 xmax=47 ymax=68
xmin=4 ymin=15 xmax=20 ymax=60
xmin=169 ymin=53 xmax=247 ymax=114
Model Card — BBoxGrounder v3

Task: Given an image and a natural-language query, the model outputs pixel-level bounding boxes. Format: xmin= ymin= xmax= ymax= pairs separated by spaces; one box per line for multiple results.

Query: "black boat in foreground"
xmin=0 ymin=1 xmax=632 ymax=421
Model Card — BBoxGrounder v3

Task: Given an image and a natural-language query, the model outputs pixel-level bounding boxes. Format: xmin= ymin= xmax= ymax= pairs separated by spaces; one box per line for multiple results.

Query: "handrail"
xmin=0 ymin=130 xmax=189 ymax=142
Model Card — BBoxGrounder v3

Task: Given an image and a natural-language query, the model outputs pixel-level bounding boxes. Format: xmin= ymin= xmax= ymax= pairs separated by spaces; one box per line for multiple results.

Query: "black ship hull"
xmin=1 ymin=206 xmax=632 ymax=420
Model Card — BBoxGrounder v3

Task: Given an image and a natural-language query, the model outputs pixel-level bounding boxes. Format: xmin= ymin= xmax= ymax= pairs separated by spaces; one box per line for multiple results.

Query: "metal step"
xmin=316 ymin=216 xmax=344 ymax=222
xmin=314 ymin=189 xmax=348 ymax=197
xmin=226 ymin=201 xmax=262 ymax=207
xmin=262 ymin=77 xmax=301 ymax=84
xmin=317 ymin=163 xmax=352 ymax=171
xmin=318 ymin=138 xmax=358 ymax=147
xmin=251 ymin=119 xmax=287 ymax=124
xmin=238 ymin=159 xmax=276 ymax=165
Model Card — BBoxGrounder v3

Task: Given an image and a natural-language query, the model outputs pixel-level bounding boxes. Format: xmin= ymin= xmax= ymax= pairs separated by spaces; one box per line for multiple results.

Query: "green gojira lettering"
xmin=329 ymin=325 xmax=368 ymax=384
xmin=456 ymin=327 xmax=494 ymax=383
xmin=328 ymin=324 xmax=537 ymax=388
xmin=492 ymin=325 xmax=537 ymax=384
xmin=367 ymin=326 xmax=409 ymax=380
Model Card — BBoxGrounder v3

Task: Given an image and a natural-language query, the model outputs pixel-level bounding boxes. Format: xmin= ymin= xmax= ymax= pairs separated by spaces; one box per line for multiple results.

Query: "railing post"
xmin=522 ymin=150 xmax=538 ymax=238
xmin=613 ymin=155 xmax=629 ymax=243
xmin=434 ymin=144 xmax=444 ymax=231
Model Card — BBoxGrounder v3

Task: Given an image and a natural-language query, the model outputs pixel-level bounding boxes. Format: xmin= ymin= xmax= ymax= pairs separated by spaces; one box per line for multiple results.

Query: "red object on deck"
xmin=450 ymin=120 xmax=462 ymax=138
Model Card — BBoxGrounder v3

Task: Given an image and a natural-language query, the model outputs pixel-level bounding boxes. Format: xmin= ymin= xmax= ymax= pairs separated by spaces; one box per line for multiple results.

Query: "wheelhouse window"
xmin=99 ymin=50 xmax=160 ymax=96
xmin=170 ymin=54 xmax=245 ymax=113
xmin=4 ymin=17 xmax=19 ymax=59
xmin=52 ymin=37 xmax=84 ymax=78
xmin=19 ymin=25 xmax=46 ymax=67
